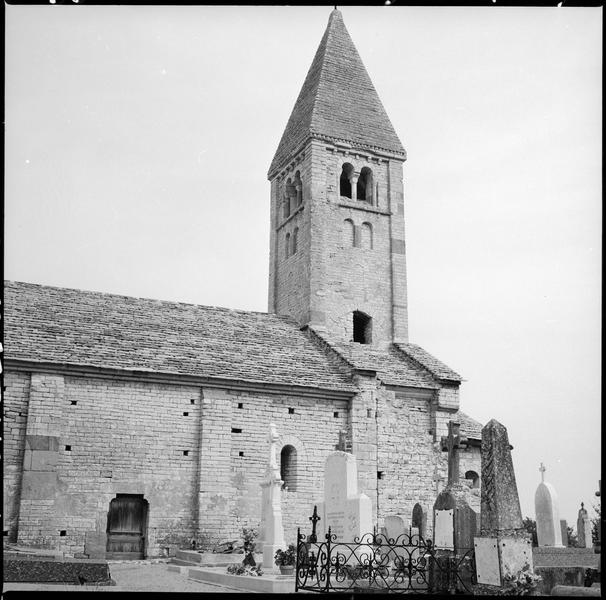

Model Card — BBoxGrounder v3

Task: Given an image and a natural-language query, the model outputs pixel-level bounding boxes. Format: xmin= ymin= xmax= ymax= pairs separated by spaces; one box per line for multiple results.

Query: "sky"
xmin=4 ymin=5 xmax=602 ymax=527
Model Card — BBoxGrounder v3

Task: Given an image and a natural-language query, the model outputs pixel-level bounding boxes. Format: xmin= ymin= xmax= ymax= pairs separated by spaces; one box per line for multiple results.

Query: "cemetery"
xmin=3 ymin=7 xmax=600 ymax=597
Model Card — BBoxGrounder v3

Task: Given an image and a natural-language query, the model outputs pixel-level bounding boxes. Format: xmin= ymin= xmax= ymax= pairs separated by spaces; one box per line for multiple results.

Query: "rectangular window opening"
xmin=183 ymin=412 xmax=189 ymax=416
xmin=239 ymin=451 xmax=244 ymax=457
xmin=65 ymin=445 xmax=71 ymax=452
xmin=183 ymin=450 xmax=189 ymax=456
xmin=237 ymin=402 xmax=243 ymax=409
xmin=190 ymin=399 xmax=195 ymax=404
xmin=70 ymin=400 xmax=77 ymax=406
xmin=59 ymin=530 xmax=67 ymax=537
xmin=288 ymin=408 xmax=295 ymax=414
xmin=231 ymin=428 xmax=242 ymax=434
xmin=377 ymin=471 xmax=384 ymax=480
xmin=3 ymin=531 xmax=9 ymax=537
xmin=333 ymin=411 xmax=339 ymax=418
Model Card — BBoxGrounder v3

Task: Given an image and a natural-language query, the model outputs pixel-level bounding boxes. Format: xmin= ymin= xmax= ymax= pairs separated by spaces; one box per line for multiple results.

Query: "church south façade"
xmin=2 ymin=10 xmax=482 ymax=559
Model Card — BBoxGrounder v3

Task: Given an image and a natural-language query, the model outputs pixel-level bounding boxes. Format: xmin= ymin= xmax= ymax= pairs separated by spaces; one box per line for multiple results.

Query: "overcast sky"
xmin=5 ymin=5 xmax=601 ymax=527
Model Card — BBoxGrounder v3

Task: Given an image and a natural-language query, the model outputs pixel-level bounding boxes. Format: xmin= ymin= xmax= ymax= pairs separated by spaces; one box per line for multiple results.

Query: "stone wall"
xmin=268 ymin=142 xmax=409 ymax=346
xmin=197 ymin=386 xmax=350 ymax=547
xmin=3 ymin=369 xmax=351 ymax=556
xmin=3 ymin=371 xmax=31 ymax=541
xmin=375 ymin=386 xmax=481 ymax=533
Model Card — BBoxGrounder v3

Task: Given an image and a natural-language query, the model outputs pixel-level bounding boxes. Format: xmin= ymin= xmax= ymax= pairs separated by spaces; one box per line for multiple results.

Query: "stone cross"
xmin=309 ymin=505 xmax=320 ymax=543
xmin=539 ymin=463 xmax=546 ymax=483
xmin=266 ymin=422 xmax=280 ymax=480
xmin=441 ymin=421 xmax=468 ymax=487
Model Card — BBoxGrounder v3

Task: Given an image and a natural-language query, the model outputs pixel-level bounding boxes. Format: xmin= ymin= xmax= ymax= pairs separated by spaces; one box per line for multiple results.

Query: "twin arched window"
xmin=283 ymin=171 xmax=303 ymax=220
xmin=342 ymin=220 xmax=373 ymax=249
xmin=285 ymin=228 xmax=298 ymax=258
xmin=340 ymin=163 xmax=374 ymax=204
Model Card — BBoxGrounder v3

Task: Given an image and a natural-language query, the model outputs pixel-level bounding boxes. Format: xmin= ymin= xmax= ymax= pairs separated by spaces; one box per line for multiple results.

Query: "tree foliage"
xmin=522 ymin=517 xmax=538 ymax=547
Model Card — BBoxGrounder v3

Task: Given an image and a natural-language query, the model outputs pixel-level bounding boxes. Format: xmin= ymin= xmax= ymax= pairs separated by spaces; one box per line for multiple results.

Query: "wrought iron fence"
xmin=295 ymin=526 xmax=476 ymax=594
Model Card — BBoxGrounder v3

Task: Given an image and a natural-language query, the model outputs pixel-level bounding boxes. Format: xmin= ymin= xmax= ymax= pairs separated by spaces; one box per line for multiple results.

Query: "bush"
xmin=274 ymin=544 xmax=296 ymax=566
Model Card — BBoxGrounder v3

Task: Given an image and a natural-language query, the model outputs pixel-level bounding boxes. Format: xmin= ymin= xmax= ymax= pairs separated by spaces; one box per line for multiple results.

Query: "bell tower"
xmin=268 ymin=10 xmax=409 ymax=347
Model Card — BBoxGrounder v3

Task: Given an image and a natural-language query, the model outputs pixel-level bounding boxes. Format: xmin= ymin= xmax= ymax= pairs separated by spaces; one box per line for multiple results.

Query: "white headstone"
xmin=316 ymin=451 xmax=373 ymax=541
xmin=535 ymin=481 xmax=563 ymax=547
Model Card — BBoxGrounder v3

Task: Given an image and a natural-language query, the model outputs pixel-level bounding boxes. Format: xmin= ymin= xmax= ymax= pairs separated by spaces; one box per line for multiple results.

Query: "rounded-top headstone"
xmin=535 ymin=481 xmax=563 ymax=547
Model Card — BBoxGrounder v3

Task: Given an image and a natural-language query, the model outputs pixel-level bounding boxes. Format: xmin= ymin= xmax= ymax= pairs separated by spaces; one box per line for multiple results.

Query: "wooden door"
xmin=106 ymin=495 xmax=148 ymax=559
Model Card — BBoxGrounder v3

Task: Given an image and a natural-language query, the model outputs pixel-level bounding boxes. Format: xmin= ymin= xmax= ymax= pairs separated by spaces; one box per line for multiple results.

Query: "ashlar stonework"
xmin=2 ymin=9 xmax=482 ymax=559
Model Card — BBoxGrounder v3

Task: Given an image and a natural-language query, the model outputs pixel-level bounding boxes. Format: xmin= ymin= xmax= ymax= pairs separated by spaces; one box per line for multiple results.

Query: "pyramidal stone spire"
xmin=268 ymin=9 xmax=406 ymax=177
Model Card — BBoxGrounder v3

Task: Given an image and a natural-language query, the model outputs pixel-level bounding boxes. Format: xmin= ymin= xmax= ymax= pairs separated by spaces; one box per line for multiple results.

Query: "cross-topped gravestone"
xmin=577 ymin=502 xmax=593 ymax=549
xmin=534 ymin=464 xmax=563 ymax=547
xmin=441 ymin=421 xmax=468 ymax=487
xmin=258 ymin=423 xmax=286 ymax=572
xmin=309 ymin=505 xmax=320 ymax=543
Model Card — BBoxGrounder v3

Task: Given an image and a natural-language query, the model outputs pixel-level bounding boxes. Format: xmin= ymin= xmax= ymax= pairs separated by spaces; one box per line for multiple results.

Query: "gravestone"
xmin=316 ymin=451 xmax=372 ymax=541
xmin=433 ymin=421 xmax=477 ymax=552
xmin=535 ymin=463 xmax=564 ymax=547
xmin=412 ymin=503 xmax=427 ymax=539
xmin=476 ymin=419 xmax=534 ymax=590
xmin=383 ymin=515 xmax=420 ymax=574
xmin=577 ymin=503 xmax=593 ymax=549
xmin=431 ymin=421 xmax=477 ymax=593
xmin=383 ymin=515 xmax=409 ymax=541
xmin=258 ymin=423 xmax=286 ymax=572
xmin=560 ymin=520 xmax=569 ymax=547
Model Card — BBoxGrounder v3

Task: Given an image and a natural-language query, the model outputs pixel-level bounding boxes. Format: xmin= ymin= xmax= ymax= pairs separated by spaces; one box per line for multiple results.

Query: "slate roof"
xmin=2 ymin=281 xmax=356 ymax=392
xmin=268 ymin=9 xmax=406 ymax=176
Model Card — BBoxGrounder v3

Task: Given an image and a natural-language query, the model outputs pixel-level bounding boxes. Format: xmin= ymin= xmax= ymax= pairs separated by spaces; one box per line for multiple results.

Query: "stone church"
xmin=3 ymin=10 xmax=482 ymax=559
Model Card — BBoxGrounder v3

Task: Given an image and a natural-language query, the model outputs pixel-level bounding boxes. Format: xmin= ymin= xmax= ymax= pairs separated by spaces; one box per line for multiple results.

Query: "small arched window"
xmin=285 ymin=232 xmax=291 ymax=259
xmin=353 ymin=311 xmax=372 ymax=344
xmin=343 ymin=219 xmax=355 ymax=248
xmin=292 ymin=228 xmax=298 ymax=255
xmin=357 ymin=167 xmax=373 ymax=203
xmin=361 ymin=222 xmax=373 ymax=250
xmin=294 ymin=171 xmax=303 ymax=207
xmin=465 ymin=470 xmax=480 ymax=489
xmin=280 ymin=445 xmax=297 ymax=491
xmin=340 ymin=163 xmax=354 ymax=199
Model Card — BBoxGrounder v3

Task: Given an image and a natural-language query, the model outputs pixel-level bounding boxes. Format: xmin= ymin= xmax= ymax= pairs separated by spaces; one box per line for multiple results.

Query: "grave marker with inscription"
xmin=316 ymin=451 xmax=372 ymax=541
xmin=476 ymin=419 xmax=534 ymax=592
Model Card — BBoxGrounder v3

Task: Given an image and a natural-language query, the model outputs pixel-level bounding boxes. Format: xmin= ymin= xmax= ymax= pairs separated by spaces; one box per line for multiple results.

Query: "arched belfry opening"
xmin=353 ymin=311 xmax=372 ymax=344
xmin=357 ymin=167 xmax=373 ymax=203
xmin=280 ymin=445 xmax=297 ymax=491
xmin=340 ymin=163 xmax=354 ymax=199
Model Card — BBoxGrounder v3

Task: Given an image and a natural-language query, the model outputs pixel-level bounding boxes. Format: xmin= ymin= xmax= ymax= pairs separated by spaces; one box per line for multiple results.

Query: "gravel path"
xmin=2 ymin=559 xmax=243 ymax=594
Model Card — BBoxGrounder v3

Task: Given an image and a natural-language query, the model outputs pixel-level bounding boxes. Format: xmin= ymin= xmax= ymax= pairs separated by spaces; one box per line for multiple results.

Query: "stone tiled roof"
xmin=456 ymin=411 xmax=483 ymax=440
xmin=314 ymin=335 xmax=440 ymax=389
xmin=394 ymin=342 xmax=463 ymax=383
xmin=3 ymin=281 xmax=356 ymax=393
xmin=268 ymin=9 xmax=405 ymax=176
